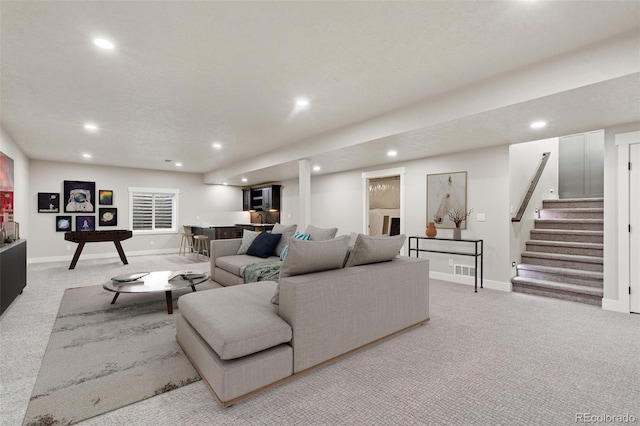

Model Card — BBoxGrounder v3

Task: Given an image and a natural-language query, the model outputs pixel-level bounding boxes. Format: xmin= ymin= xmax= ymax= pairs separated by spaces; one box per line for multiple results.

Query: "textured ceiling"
xmin=1 ymin=1 xmax=639 ymax=185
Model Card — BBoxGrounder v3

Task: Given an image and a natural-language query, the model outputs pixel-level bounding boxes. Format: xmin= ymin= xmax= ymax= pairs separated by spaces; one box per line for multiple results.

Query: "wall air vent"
xmin=454 ymin=264 xmax=476 ymax=277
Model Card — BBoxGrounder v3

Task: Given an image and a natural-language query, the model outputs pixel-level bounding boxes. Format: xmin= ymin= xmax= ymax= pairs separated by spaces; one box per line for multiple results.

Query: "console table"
xmin=408 ymin=236 xmax=484 ymax=292
xmin=64 ymin=230 xmax=133 ymax=270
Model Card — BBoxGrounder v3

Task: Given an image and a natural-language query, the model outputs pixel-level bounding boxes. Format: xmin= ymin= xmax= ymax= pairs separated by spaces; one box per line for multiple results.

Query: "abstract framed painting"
xmin=76 ymin=215 xmax=95 ymax=232
xmin=99 ymin=190 xmax=113 ymax=205
xmin=38 ymin=192 xmax=60 ymax=213
xmin=426 ymin=171 xmax=467 ymax=229
xmin=99 ymin=208 xmax=117 ymax=226
xmin=56 ymin=216 xmax=72 ymax=232
xmin=64 ymin=180 xmax=95 ymax=213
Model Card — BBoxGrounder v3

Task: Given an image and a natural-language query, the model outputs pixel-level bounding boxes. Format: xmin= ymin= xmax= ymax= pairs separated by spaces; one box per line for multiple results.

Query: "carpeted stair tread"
xmin=544 ymin=197 xmax=604 ymax=202
xmin=534 ymin=218 xmax=603 ymax=224
xmin=530 ymin=229 xmax=603 ymax=236
xmin=521 ymin=251 xmax=603 ymax=264
xmin=511 ymin=276 xmax=603 ymax=297
xmin=542 ymin=198 xmax=604 ymax=209
xmin=516 ymin=263 xmax=603 ymax=279
xmin=539 ymin=208 xmax=603 ymax=213
xmin=525 ymin=240 xmax=603 ymax=249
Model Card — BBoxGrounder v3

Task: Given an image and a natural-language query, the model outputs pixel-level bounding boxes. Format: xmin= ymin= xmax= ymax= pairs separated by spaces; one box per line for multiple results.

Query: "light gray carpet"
xmin=22 ymin=280 xmax=219 ymax=426
xmin=2 ymin=254 xmax=639 ymax=425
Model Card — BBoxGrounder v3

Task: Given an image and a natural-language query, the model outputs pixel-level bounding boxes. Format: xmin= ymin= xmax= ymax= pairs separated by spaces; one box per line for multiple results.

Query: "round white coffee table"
xmin=102 ymin=270 xmax=210 ymax=314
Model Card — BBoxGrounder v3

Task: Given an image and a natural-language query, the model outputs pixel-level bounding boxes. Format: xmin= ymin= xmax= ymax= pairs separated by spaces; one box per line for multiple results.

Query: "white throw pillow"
xmin=236 ymin=230 xmax=261 ymax=255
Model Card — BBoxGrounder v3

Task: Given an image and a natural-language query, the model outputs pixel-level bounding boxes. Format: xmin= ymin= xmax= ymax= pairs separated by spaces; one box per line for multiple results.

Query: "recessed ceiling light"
xmin=313 ymin=165 xmax=321 ymax=172
xmin=175 ymin=163 xmax=183 ymax=167
xmin=93 ymin=38 xmax=115 ymax=50
xmin=530 ymin=121 xmax=547 ymax=129
xmin=82 ymin=153 xmax=92 ymax=159
xmin=387 ymin=150 xmax=398 ymax=157
xmin=241 ymin=178 xmax=248 ymax=183
xmin=84 ymin=123 xmax=98 ymax=132
xmin=296 ymin=98 xmax=310 ymax=107
xmin=212 ymin=142 xmax=222 ymax=149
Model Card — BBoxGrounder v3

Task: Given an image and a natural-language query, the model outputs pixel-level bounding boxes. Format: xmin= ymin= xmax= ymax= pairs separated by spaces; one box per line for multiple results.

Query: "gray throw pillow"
xmin=271 ymin=235 xmax=350 ymax=304
xmin=304 ymin=224 xmax=338 ymax=241
xmin=271 ymin=223 xmax=297 ymax=256
xmin=345 ymin=234 xmax=406 ymax=267
xmin=236 ymin=230 xmax=260 ymax=255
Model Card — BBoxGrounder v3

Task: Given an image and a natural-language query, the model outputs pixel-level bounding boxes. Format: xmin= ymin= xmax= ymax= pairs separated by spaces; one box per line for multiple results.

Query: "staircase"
xmin=511 ymin=198 xmax=603 ymax=306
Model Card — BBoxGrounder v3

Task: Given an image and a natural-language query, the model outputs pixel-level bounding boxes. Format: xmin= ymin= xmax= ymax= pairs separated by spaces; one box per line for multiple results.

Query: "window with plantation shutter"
xmin=128 ymin=187 xmax=179 ymax=234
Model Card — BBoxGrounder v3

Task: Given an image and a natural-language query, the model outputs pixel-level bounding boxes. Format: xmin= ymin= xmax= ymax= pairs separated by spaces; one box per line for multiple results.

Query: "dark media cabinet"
xmin=0 ymin=239 xmax=27 ymax=316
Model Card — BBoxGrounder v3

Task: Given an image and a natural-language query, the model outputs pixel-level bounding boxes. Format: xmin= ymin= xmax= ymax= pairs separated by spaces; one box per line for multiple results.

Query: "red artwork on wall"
xmin=0 ymin=151 xmax=14 ymax=226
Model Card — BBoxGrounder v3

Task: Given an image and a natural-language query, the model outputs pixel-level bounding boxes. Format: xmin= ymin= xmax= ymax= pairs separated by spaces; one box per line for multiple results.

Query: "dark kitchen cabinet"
xmin=245 ymin=185 xmax=281 ymax=211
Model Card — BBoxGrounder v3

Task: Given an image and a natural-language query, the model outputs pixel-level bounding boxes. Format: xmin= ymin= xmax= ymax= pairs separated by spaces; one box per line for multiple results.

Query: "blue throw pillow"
xmin=280 ymin=232 xmax=312 ymax=260
xmin=247 ymin=232 xmax=282 ymax=258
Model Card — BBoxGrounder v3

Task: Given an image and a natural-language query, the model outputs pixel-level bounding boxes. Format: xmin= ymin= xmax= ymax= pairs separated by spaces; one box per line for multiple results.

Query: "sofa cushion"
xmin=279 ymin=232 xmax=311 ymax=261
xmin=304 ymin=224 xmax=338 ymax=241
xmin=216 ymin=254 xmax=280 ymax=277
xmin=271 ymin=235 xmax=350 ymax=304
xmin=178 ymin=282 xmax=292 ymax=360
xmin=237 ymin=230 xmax=260 ymax=255
xmin=271 ymin=223 xmax=297 ymax=256
xmin=345 ymin=234 xmax=406 ymax=267
xmin=247 ymin=232 xmax=282 ymax=258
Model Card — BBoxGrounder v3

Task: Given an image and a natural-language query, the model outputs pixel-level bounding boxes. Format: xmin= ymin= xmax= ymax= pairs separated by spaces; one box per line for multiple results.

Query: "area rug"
xmin=23 ymin=281 xmax=218 ymax=426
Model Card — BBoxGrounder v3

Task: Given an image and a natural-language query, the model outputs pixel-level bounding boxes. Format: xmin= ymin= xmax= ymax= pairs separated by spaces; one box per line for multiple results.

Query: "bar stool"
xmin=192 ymin=234 xmax=210 ymax=259
xmin=179 ymin=226 xmax=194 ymax=256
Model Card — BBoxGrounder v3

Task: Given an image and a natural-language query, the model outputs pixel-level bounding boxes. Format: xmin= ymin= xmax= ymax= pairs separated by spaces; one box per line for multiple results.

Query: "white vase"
xmin=453 ymin=227 xmax=462 ymax=240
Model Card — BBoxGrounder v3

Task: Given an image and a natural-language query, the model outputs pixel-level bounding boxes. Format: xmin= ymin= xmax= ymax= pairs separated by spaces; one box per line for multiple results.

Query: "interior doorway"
xmin=367 ymin=176 xmax=400 ymax=236
xmin=362 ymin=167 xmax=405 ymax=239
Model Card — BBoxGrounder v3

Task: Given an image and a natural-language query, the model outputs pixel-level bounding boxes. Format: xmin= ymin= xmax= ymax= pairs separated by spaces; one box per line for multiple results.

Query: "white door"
xmin=630 ymin=143 xmax=640 ymax=313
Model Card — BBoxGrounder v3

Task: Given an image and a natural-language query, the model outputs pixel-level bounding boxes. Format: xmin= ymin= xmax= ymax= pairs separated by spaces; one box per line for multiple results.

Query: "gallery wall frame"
xmin=76 ymin=215 xmax=95 ymax=232
xmin=64 ymin=181 xmax=95 ymax=213
xmin=426 ymin=171 xmax=468 ymax=229
xmin=38 ymin=193 xmax=60 ymax=213
xmin=99 ymin=190 xmax=113 ymax=205
xmin=56 ymin=216 xmax=72 ymax=232
xmin=99 ymin=208 xmax=117 ymax=226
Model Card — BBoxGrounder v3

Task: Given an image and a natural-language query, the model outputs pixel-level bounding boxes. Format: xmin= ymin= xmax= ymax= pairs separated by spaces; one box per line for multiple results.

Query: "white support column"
xmin=299 ymin=159 xmax=311 ymax=231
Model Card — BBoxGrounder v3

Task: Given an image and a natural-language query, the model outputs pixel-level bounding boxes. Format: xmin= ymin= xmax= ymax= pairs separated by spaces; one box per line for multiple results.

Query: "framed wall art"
xmin=0 ymin=151 xmax=14 ymax=225
xmin=38 ymin=192 xmax=60 ymax=213
xmin=99 ymin=189 xmax=113 ymax=205
xmin=56 ymin=216 xmax=72 ymax=232
xmin=64 ymin=180 xmax=95 ymax=213
xmin=76 ymin=215 xmax=95 ymax=232
xmin=99 ymin=208 xmax=117 ymax=226
xmin=426 ymin=171 xmax=467 ymax=229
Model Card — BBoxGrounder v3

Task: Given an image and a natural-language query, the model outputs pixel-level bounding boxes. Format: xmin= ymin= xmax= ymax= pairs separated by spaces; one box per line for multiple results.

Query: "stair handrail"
xmin=512 ymin=152 xmax=551 ymax=222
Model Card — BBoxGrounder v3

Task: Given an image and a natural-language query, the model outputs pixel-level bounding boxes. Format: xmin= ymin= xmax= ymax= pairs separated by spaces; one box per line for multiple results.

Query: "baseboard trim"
xmin=601 ymin=298 xmax=630 ymax=313
xmin=429 ymin=271 xmax=512 ymax=292
xmin=28 ymin=248 xmax=179 ymax=264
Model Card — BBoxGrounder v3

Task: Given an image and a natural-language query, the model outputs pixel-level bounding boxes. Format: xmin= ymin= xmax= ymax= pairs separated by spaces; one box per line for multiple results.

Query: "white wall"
xmin=29 ymin=160 xmax=248 ymax=261
xmin=281 ymin=144 xmax=512 ymax=289
xmin=0 ymin=127 xmax=30 ymax=240
xmin=508 ymin=137 xmax=559 ymax=272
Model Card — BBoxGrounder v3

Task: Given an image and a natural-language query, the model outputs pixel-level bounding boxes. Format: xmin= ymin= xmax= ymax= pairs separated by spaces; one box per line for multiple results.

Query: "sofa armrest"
xmin=210 ymin=238 xmax=242 ymax=274
xmin=278 ymin=256 xmax=429 ymax=373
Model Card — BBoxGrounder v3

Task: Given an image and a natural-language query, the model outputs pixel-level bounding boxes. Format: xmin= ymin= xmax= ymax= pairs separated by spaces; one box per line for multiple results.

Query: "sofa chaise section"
xmin=177 ymin=254 xmax=429 ymax=407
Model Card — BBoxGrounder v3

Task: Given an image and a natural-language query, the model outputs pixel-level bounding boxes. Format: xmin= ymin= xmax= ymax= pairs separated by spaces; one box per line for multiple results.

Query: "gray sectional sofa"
xmin=177 ymin=233 xmax=430 ymax=407
xmin=210 ymin=224 xmax=337 ymax=286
